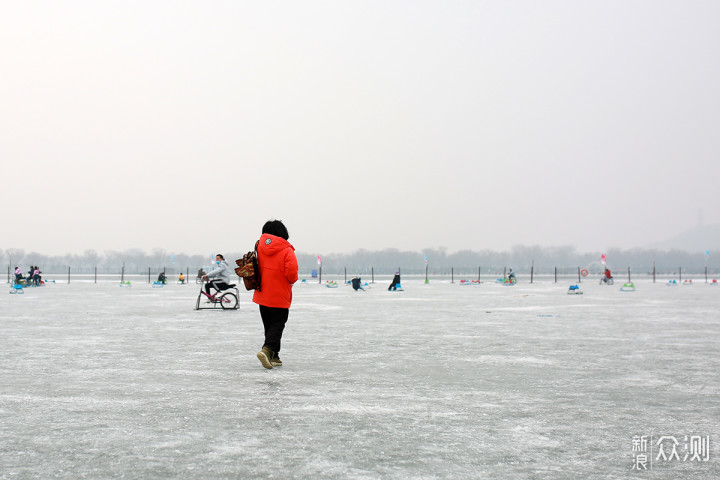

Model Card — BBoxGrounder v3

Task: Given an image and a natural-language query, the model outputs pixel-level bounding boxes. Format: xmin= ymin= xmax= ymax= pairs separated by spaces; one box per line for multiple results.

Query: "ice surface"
xmin=1 ymin=277 xmax=719 ymax=479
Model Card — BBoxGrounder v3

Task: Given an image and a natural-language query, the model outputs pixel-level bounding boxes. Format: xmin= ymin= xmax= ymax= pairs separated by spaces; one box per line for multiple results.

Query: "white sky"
xmin=2 ymin=0 xmax=719 ymax=256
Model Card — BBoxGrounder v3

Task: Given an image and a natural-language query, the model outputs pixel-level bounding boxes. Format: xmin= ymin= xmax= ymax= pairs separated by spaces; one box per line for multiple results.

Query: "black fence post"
xmin=554 ymin=266 xmax=557 ymax=283
xmin=577 ymin=267 xmax=581 ymax=283
xmin=148 ymin=267 xmax=151 ymax=284
xmin=451 ymin=267 xmax=454 ymax=284
xmin=121 ymin=265 xmax=125 ymax=283
xmin=628 ymin=266 xmax=631 ymax=283
xmin=319 ymin=265 xmax=322 ymax=284
xmin=344 ymin=267 xmax=347 ymax=284
xmin=530 ymin=261 xmax=534 ymax=284
xmin=653 ymin=262 xmax=656 ymax=283
xmin=679 ymin=267 xmax=682 ymax=282
xmin=478 ymin=266 xmax=481 ymax=282
xmin=68 ymin=266 xmax=71 ymax=284
xmin=371 ymin=267 xmax=374 ymax=284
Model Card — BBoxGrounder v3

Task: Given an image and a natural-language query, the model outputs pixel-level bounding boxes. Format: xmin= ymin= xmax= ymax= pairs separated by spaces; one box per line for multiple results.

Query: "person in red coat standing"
xmin=253 ymin=220 xmax=299 ymax=369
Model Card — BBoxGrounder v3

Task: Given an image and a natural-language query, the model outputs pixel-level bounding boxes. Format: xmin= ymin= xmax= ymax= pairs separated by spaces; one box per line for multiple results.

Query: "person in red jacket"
xmin=602 ymin=267 xmax=613 ymax=284
xmin=253 ymin=220 xmax=299 ymax=369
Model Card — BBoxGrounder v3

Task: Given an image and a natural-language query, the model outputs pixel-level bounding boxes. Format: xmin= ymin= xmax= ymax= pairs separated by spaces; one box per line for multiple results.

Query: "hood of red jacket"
xmin=258 ymin=233 xmax=294 ymax=257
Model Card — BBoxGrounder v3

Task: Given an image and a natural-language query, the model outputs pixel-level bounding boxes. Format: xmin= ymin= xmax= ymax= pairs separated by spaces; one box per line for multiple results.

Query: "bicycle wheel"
xmin=220 ymin=292 xmax=238 ymax=310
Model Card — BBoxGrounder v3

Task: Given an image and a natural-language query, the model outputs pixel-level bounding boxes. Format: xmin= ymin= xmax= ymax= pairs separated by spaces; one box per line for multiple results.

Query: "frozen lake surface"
xmin=2 ymin=277 xmax=719 ymax=479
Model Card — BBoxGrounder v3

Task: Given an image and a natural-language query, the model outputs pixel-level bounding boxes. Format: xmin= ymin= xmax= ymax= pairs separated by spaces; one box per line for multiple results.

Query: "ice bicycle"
xmin=194 ymin=279 xmax=239 ymax=311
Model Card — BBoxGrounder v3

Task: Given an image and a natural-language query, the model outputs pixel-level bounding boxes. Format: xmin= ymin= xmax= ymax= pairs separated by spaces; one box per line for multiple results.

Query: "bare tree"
xmin=6 ymin=248 xmax=25 ymax=269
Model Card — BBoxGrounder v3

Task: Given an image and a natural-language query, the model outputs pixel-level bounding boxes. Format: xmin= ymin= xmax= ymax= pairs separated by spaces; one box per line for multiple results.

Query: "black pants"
xmin=205 ymin=281 xmax=231 ymax=295
xmin=259 ymin=305 xmax=289 ymax=353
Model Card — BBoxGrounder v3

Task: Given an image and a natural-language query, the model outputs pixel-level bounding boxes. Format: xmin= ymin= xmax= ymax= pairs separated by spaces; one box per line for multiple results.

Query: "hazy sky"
xmin=2 ymin=1 xmax=719 ymax=257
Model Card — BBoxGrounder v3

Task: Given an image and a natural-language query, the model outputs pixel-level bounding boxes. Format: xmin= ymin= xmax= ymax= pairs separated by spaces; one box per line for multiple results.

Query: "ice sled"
xmin=119 ymin=281 xmax=132 ymax=287
xmin=459 ymin=279 xmax=471 ymax=285
xmin=9 ymin=284 xmax=24 ymax=294
xmin=711 ymin=279 xmax=718 ymax=286
xmin=666 ymin=280 xmax=678 ymax=286
xmin=325 ymin=281 xmax=338 ymax=288
xmin=682 ymin=279 xmax=693 ymax=286
xmin=567 ymin=285 xmax=583 ymax=295
xmin=620 ymin=282 xmax=636 ymax=292
xmin=152 ymin=281 xmax=165 ymax=288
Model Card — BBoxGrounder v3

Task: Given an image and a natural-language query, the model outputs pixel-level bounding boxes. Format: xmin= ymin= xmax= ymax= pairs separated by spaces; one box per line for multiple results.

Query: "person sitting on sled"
xmin=202 ymin=254 xmax=232 ymax=300
xmin=31 ymin=266 xmax=42 ymax=285
xmin=157 ymin=272 xmax=167 ymax=284
xmin=351 ymin=276 xmax=365 ymax=291
xmin=14 ymin=266 xmax=23 ymax=283
xmin=388 ymin=271 xmax=401 ymax=291
xmin=507 ymin=268 xmax=516 ymax=283
xmin=178 ymin=273 xmax=186 ymax=284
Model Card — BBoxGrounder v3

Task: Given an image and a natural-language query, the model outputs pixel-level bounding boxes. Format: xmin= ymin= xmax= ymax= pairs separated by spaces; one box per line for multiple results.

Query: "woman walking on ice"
xmin=253 ymin=220 xmax=298 ymax=369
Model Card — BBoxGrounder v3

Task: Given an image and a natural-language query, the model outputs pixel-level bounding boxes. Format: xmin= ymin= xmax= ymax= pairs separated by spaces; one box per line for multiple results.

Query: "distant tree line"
xmin=2 ymin=246 xmax=717 ymax=276
xmin=298 ymin=246 xmax=717 ymax=276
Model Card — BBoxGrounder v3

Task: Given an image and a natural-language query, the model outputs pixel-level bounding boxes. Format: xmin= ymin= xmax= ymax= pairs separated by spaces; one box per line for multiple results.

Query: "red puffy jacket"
xmin=252 ymin=233 xmax=299 ymax=308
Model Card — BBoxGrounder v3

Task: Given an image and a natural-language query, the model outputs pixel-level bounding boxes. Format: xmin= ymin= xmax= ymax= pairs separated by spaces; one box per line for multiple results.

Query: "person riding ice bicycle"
xmin=202 ymin=254 xmax=233 ymax=301
xmin=601 ymin=268 xmax=613 ymax=285
xmin=196 ymin=268 xmax=206 ymax=283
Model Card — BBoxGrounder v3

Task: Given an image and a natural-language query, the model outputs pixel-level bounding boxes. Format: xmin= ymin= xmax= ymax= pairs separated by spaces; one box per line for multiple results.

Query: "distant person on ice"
xmin=178 ymin=273 xmax=186 ymax=284
xmin=32 ymin=267 xmax=42 ymax=285
xmin=388 ymin=271 xmax=401 ymax=291
xmin=508 ymin=268 xmax=516 ymax=283
xmin=253 ymin=220 xmax=298 ymax=369
xmin=157 ymin=272 xmax=167 ymax=284
xmin=602 ymin=268 xmax=613 ymax=284
xmin=351 ymin=276 xmax=365 ymax=291
xmin=14 ymin=267 xmax=23 ymax=283
xmin=202 ymin=254 xmax=232 ymax=299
